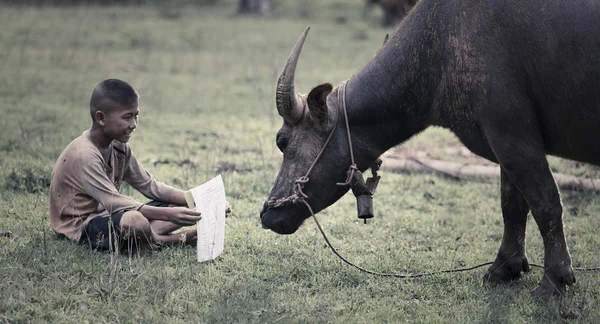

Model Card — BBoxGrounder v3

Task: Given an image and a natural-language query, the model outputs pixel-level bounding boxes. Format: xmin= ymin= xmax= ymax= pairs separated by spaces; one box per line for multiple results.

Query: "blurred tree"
xmin=238 ymin=0 xmax=271 ymax=15
xmin=364 ymin=0 xmax=418 ymax=27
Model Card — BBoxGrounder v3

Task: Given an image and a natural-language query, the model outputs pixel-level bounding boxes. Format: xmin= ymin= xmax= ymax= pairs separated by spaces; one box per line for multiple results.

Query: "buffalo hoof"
xmin=530 ymin=266 xmax=576 ymax=298
xmin=483 ymin=255 xmax=530 ymax=282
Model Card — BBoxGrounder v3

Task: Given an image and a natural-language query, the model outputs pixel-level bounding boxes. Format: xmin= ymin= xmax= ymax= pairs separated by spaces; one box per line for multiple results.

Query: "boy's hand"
xmin=168 ymin=207 xmax=202 ymax=226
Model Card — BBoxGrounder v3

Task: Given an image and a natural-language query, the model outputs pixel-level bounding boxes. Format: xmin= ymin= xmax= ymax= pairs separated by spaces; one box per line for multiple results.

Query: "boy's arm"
xmin=166 ymin=187 xmax=232 ymax=216
xmin=138 ymin=204 xmax=201 ymax=225
xmin=81 ymin=157 xmax=144 ymax=214
xmin=79 ymin=150 xmax=201 ymax=225
xmin=168 ymin=189 xmax=188 ymax=206
xmin=123 ymin=151 xmax=227 ymax=212
xmin=123 ymin=151 xmax=175 ymax=202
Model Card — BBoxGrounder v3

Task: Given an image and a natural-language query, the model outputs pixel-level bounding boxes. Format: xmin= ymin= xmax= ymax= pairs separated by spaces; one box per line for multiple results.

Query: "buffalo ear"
xmin=307 ymin=82 xmax=333 ymax=128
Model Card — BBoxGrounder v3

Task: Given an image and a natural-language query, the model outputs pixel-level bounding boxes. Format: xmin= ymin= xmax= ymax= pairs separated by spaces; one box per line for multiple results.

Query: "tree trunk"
xmin=238 ymin=0 xmax=271 ymax=15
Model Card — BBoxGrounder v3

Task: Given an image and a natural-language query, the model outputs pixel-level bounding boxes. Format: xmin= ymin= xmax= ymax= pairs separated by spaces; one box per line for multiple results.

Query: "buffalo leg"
xmin=484 ymin=119 xmax=575 ymax=297
xmin=483 ymin=168 xmax=531 ymax=282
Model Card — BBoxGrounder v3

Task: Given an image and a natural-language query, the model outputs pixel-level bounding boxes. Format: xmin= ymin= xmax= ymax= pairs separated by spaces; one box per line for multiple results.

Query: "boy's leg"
xmin=119 ymin=210 xmax=161 ymax=251
xmin=132 ymin=200 xmax=198 ymax=245
xmin=80 ymin=210 xmax=159 ymax=252
xmin=150 ymin=220 xmax=182 ymax=235
xmin=122 ymin=209 xmax=197 ymax=246
xmin=154 ymin=228 xmax=197 ymax=245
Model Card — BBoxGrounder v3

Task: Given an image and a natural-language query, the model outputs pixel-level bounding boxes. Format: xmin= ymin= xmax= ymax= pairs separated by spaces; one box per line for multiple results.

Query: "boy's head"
xmin=90 ymin=79 xmax=140 ymax=143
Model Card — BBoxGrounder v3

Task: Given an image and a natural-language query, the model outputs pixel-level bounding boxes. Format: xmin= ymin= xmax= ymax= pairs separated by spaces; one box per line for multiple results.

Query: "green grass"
xmin=1 ymin=1 xmax=600 ymax=322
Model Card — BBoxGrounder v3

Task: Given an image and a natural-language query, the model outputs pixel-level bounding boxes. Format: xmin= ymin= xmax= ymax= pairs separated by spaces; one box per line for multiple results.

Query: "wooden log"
xmin=382 ymin=157 xmax=600 ymax=193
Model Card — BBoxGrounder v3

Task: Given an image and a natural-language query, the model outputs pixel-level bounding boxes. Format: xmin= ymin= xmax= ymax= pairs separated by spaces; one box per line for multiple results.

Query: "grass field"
xmin=1 ymin=1 xmax=600 ymax=322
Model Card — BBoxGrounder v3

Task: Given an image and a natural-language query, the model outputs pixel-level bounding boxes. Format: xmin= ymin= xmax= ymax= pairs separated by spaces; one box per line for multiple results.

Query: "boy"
xmin=50 ymin=78 xmax=216 ymax=252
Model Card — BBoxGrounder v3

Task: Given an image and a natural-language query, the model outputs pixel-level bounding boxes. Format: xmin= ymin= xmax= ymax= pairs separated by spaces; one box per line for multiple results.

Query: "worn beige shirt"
xmin=49 ymin=130 xmax=174 ymax=241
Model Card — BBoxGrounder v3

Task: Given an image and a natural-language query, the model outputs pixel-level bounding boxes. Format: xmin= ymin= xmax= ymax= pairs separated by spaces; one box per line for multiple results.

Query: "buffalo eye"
xmin=276 ymin=135 xmax=288 ymax=152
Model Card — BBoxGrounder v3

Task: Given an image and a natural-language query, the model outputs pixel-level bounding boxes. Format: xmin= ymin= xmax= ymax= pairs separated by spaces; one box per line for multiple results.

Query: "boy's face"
xmin=100 ymin=102 xmax=139 ymax=143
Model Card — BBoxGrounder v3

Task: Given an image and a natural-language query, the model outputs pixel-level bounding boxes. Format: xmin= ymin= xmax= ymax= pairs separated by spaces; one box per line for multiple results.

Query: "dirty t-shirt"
xmin=49 ymin=130 xmax=174 ymax=241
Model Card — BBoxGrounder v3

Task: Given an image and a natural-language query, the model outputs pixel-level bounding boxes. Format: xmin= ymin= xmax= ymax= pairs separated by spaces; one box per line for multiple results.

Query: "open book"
xmin=184 ymin=174 xmax=226 ymax=263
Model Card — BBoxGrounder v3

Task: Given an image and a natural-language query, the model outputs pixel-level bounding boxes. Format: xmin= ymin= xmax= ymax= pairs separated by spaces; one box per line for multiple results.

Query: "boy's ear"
xmin=307 ymin=82 xmax=333 ymax=128
xmin=95 ymin=110 xmax=107 ymax=126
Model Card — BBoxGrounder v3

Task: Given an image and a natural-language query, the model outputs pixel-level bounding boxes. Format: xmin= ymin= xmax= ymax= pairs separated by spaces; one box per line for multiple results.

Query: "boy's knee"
xmin=120 ymin=211 xmax=150 ymax=234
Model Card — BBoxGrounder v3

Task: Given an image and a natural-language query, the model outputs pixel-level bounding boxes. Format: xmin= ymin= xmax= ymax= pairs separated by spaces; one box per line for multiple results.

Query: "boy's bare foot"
xmin=145 ymin=242 xmax=162 ymax=252
xmin=121 ymin=238 xmax=161 ymax=256
xmin=179 ymin=228 xmax=197 ymax=245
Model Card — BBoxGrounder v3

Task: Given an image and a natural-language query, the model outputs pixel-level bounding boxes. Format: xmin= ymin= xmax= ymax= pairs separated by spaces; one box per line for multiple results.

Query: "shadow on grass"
xmin=479 ymin=273 xmax=598 ymax=323
xmin=480 ymin=279 xmax=533 ymax=323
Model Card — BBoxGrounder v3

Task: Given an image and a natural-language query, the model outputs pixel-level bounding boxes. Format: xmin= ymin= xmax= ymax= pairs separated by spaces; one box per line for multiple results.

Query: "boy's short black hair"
xmin=90 ymin=79 xmax=139 ymax=119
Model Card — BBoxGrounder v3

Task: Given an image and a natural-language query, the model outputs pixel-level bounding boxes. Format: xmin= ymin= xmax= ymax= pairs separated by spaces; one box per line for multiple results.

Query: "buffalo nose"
xmin=260 ymin=201 xmax=268 ymax=218
xmin=260 ymin=201 xmax=270 ymax=229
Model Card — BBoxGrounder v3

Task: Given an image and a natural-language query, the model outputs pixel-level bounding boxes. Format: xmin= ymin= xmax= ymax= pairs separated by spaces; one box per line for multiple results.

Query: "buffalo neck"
xmin=341 ymin=0 xmax=446 ymax=170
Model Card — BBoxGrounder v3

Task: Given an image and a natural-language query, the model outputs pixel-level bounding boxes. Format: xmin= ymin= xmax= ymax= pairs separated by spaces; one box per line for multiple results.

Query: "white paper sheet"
xmin=184 ymin=174 xmax=226 ymax=263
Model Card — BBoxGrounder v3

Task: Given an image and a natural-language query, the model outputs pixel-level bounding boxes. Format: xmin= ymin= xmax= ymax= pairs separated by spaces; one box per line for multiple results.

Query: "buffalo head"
xmin=259 ymin=27 xmax=358 ymax=234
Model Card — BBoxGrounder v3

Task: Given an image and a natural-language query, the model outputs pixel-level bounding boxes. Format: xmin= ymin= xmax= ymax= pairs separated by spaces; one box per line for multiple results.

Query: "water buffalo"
xmin=260 ymin=0 xmax=600 ymax=298
xmin=364 ymin=0 xmax=418 ymax=26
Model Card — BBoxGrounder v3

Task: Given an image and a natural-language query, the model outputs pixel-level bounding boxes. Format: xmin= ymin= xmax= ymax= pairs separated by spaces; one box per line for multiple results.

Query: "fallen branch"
xmin=382 ymin=157 xmax=600 ymax=193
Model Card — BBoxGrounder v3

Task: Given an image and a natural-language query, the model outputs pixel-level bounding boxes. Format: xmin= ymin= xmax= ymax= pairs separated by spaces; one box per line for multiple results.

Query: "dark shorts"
xmin=79 ymin=200 xmax=169 ymax=251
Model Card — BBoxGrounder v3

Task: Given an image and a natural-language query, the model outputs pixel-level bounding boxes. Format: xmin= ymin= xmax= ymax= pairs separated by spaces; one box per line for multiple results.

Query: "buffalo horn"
xmin=276 ymin=26 xmax=310 ymax=124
